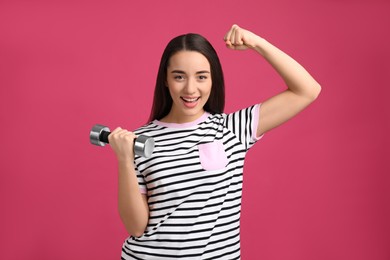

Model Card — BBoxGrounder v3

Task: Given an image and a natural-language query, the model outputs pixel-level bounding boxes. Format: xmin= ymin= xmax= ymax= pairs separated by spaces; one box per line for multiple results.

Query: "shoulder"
xmin=133 ymin=121 xmax=162 ymax=136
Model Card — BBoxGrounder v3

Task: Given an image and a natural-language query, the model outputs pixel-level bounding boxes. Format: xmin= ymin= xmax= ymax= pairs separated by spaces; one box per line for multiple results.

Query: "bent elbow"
xmin=307 ymin=82 xmax=321 ymax=101
xmin=313 ymin=83 xmax=322 ymax=99
xmin=131 ymin=230 xmax=145 ymax=238
xmin=126 ymin=224 xmax=147 ymax=238
xmin=120 ymin=212 xmax=148 ymax=237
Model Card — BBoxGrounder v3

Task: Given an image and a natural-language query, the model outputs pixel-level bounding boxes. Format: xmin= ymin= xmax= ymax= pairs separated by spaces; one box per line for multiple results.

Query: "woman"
xmin=109 ymin=24 xmax=321 ymax=259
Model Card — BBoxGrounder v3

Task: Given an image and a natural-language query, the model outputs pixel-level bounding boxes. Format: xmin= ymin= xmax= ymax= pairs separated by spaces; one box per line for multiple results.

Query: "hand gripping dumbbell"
xmin=90 ymin=124 xmax=155 ymax=158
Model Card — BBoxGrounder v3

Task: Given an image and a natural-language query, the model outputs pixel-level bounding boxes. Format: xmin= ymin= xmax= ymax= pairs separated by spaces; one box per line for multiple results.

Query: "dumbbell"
xmin=90 ymin=124 xmax=155 ymax=158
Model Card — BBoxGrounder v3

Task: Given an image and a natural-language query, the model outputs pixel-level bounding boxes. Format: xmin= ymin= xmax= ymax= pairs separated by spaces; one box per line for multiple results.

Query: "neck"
xmin=160 ymin=109 xmax=206 ymax=124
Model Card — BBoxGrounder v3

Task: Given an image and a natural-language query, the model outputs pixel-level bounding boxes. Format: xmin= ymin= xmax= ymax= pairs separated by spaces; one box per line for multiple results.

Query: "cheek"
xmin=167 ymin=83 xmax=180 ymax=95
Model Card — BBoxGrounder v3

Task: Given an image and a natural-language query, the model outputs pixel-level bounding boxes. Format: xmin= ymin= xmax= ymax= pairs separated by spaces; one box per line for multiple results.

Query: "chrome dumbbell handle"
xmin=90 ymin=124 xmax=154 ymax=158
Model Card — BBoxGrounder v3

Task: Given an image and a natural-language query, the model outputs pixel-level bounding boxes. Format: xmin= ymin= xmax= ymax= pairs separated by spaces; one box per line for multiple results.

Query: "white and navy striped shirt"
xmin=121 ymin=104 xmax=262 ymax=260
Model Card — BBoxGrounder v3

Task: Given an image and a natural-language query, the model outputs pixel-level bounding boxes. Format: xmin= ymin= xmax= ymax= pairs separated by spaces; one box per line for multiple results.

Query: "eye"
xmin=198 ymin=75 xmax=208 ymax=80
xmin=174 ymin=75 xmax=185 ymax=80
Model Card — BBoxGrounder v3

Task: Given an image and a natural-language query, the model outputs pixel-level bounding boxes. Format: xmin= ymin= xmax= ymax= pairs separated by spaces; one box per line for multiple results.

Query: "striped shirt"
xmin=121 ymin=104 xmax=262 ymax=260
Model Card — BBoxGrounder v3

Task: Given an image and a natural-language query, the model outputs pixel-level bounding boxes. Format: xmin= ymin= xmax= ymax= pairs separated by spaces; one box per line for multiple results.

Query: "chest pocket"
xmin=198 ymin=140 xmax=228 ymax=171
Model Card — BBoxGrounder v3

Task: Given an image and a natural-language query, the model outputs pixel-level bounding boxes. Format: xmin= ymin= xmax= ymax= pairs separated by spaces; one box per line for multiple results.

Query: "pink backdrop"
xmin=1 ymin=0 xmax=389 ymax=259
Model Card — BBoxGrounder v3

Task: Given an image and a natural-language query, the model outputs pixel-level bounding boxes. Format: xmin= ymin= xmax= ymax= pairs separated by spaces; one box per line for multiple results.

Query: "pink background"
xmin=1 ymin=0 xmax=389 ymax=259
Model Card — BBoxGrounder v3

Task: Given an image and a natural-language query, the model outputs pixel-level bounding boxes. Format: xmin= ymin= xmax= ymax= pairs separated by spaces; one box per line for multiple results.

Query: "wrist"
xmin=117 ymin=157 xmax=135 ymax=167
xmin=252 ymin=37 xmax=268 ymax=55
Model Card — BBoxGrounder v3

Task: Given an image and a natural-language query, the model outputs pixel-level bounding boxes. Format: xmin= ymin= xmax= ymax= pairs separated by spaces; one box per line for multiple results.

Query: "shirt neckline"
xmin=153 ymin=112 xmax=211 ymax=128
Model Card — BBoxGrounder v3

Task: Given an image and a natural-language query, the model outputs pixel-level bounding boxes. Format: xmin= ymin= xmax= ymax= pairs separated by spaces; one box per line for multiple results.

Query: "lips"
xmin=181 ymin=97 xmax=200 ymax=103
xmin=180 ymin=96 xmax=200 ymax=108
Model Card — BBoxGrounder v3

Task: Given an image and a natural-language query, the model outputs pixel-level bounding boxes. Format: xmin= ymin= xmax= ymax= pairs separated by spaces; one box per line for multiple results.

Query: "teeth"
xmin=182 ymin=97 xmax=199 ymax=102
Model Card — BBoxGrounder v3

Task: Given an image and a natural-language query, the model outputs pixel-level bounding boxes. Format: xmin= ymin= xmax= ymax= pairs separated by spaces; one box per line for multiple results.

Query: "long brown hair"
xmin=148 ymin=33 xmax=225 ymax=122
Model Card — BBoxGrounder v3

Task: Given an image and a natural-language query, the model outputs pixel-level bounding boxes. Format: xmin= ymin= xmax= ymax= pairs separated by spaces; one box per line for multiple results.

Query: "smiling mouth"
xmin=181 ymin=97 xmax=200 ymax=103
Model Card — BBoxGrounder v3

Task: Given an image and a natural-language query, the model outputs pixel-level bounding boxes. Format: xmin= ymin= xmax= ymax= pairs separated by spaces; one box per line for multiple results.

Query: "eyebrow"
xmin=170 ymin=70 xmax=210 ymax=74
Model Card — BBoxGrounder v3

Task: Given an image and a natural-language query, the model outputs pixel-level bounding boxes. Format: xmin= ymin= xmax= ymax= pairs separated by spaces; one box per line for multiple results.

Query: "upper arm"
xmin=257 ymin=88 xmax=320 ymax=136
xmin=141 ymin=194 xmax=149 ymax=215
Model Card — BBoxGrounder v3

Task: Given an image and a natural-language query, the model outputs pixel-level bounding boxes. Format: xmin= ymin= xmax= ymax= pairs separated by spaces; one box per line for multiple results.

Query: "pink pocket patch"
xmin=198 ymin=141 xmax=228 ymax=171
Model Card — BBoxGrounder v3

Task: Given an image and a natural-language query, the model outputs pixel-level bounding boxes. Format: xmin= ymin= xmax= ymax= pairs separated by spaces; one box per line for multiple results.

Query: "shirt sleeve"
xmin=224 ymin=103 xmax=264 ymax=151
xmin=134 ymin=165 xmax=147 ymax=194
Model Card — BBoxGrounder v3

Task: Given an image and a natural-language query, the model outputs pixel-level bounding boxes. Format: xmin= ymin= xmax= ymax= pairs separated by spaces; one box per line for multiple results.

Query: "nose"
xmin=184 ymin=78 xmax=197 ymax=94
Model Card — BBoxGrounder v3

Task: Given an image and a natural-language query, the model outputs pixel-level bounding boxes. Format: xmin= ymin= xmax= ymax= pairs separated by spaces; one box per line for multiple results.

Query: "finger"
xmin=223 ymin=29 xmax=230 ymax=42
xmin=109 ymin=129 xmax=134 ymax=144
xmin=234 ymin=27 xmax=244 ymax=46
xmin=224 ymin=24 xmax=238 ymax=47
xmin=224 ymin=29 xmax=234 ymax=47
xmin=111 ymin=127 xmax=123 ymax=134
xmin=118 ymin=130 xmax=135 ymax=140
xmin=108 ymin=127 xmax=122 ymax=143
xmin=229 ymin=25 xmax=237 ymax=45
xmin=224 ymin=24 xmax=237 ymax=41
xmin=230 ymin=25 xmax=241 ymax=45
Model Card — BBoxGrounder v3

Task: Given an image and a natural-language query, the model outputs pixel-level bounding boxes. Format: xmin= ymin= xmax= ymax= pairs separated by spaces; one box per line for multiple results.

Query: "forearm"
xmin=117 ymin=159 xmax=149 ymax=237
xmin=253 ymin=37 xmax=321 ymax=99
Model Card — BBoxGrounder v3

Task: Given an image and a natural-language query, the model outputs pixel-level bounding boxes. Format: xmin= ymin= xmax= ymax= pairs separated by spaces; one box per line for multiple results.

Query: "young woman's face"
xmin=165 ymin=51 xmax=212 ymax=123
